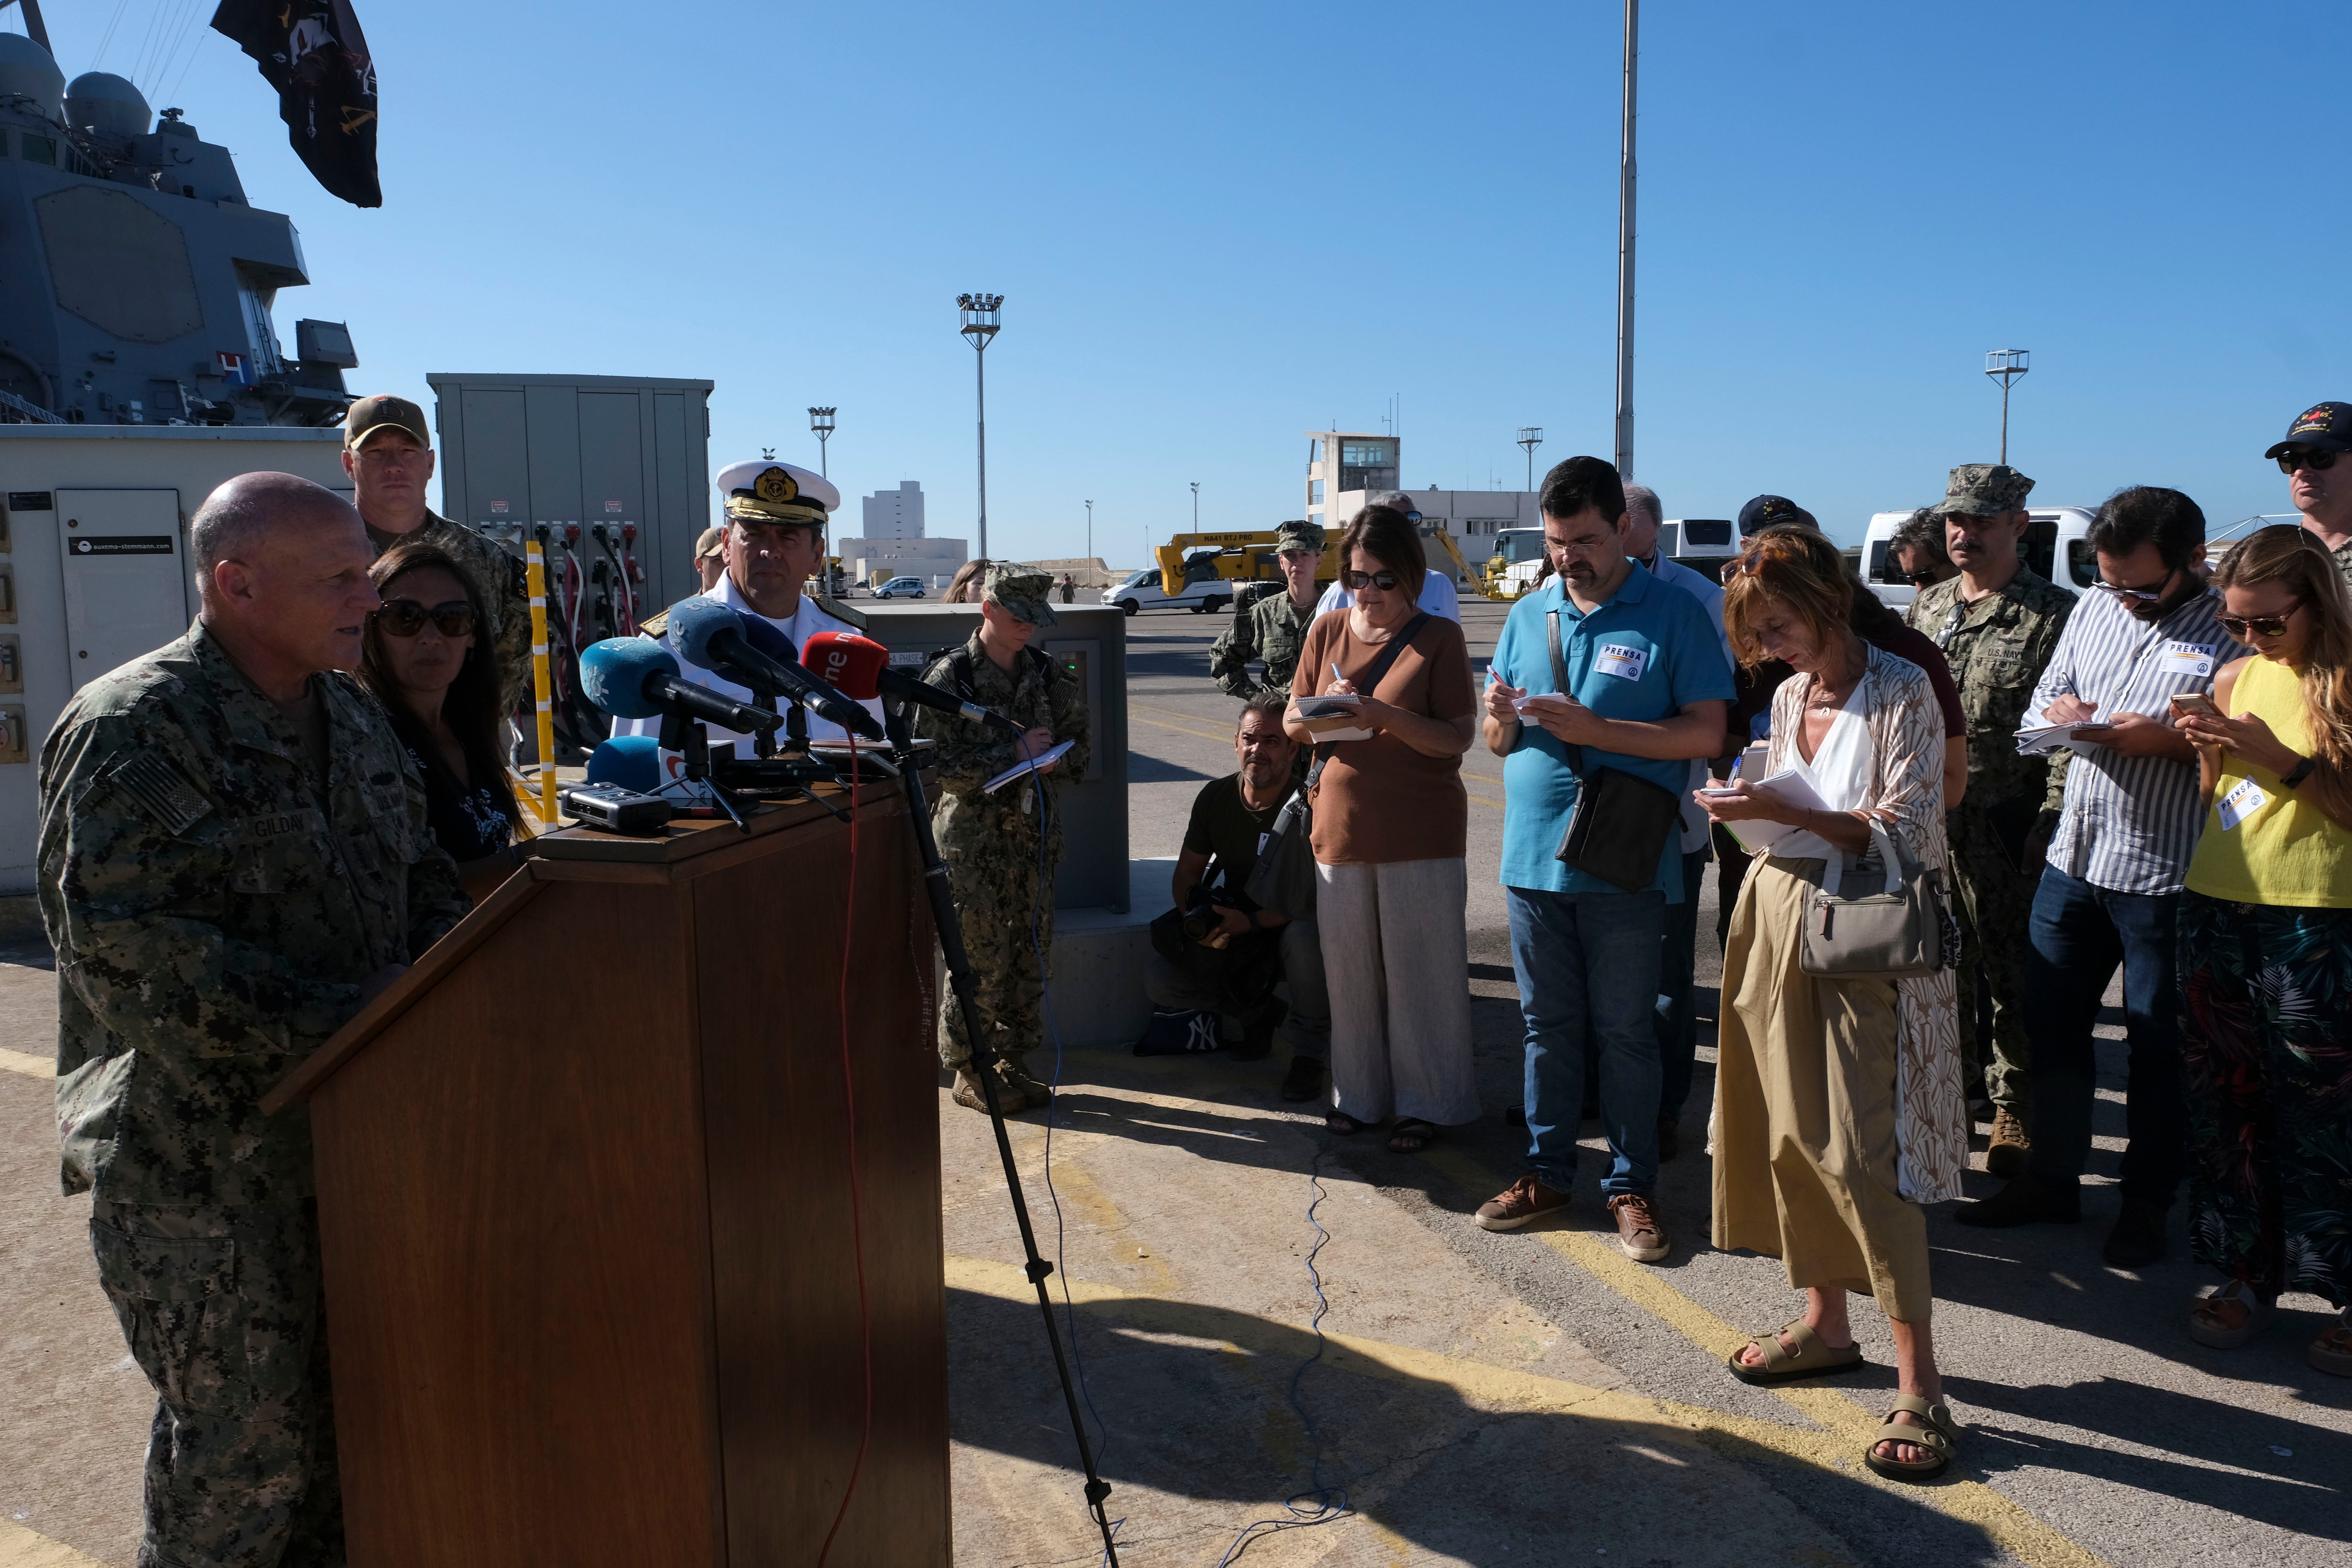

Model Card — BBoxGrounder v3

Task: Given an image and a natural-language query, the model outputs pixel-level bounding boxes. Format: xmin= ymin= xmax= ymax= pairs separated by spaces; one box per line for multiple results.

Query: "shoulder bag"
xmin=1244 ymin=612 xmax=1432 ymax=921
xmin=1546 ymin=609 xmax=1685 ymax=894
xmin=1797 ymin=817 xmax=1951 ymax=981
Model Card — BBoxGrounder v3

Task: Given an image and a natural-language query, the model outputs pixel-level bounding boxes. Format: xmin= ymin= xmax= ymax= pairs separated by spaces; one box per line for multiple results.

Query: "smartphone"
xmin=2170 ymin=692 xmax=2219 ymax=718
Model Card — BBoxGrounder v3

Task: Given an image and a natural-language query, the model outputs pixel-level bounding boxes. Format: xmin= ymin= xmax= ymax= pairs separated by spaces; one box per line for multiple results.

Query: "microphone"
xmin=579 ymin=638 xmax=786 ymax=734
xmin=669 ymin=598 xmax=884 ymax=741
xmin=802 ymin=631 xmax=1025 ymax=737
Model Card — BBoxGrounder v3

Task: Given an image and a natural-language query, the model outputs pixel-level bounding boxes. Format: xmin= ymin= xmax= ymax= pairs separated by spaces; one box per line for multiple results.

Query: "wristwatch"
xmin=2280 ymin=755 xmax=2316 ymax=790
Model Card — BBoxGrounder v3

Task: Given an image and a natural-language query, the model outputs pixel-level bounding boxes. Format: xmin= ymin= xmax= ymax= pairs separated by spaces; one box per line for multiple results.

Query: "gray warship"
xmin=0 ymin=27 xmax=355 ymax=429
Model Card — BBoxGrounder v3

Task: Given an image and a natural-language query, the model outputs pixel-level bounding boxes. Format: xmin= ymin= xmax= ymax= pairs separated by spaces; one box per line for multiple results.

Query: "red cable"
xmin=817 ymin=745 xmax=875 ymax=1566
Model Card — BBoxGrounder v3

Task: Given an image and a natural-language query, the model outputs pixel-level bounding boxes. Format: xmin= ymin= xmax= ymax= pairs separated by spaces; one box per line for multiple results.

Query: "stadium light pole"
xmin=1190 ymin=481 xmax=1200 ymax=531
xmin=1984 ymin=349 xmax=2029 ymax=465
xmin=1084 ymin=499 xmax=1093 ymax=572
xmin=959 ymin=293 xmax=1003 ymax=557
xmin=1614 ymin=0 xmax=1638 ymax=479
xmin=1517 ymin=427 xmax=1544 ymax=493
xmin=808 ymin=406 xmax=835 ymax=479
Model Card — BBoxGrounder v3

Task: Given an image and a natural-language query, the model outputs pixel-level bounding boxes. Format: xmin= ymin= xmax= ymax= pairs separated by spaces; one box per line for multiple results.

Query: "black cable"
xmin=883 ymin=698 xmax=1122 ymax=1563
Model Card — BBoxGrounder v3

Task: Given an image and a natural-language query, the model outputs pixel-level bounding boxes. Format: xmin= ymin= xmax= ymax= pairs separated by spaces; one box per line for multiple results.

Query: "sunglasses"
xmin=375 ymin=598 xmax=478 ymax=639
xmin=2095 ymin=570 xmax=2175 ymax=602
xmin=2278 ymin=448 xmax=2340 ymax=475
xmin=2219 ymin=602 xmax=2304 ymax=640
xmin=1902 ymin=568 xmax=1942 ymax=586
xmin=1342 ymin=569 xmax=1402 ymax=591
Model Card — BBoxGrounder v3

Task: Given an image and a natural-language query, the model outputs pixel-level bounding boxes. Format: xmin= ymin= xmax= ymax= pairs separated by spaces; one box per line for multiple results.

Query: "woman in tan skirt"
xmin=1698 ymin=527 xmax=1968 ymax=1480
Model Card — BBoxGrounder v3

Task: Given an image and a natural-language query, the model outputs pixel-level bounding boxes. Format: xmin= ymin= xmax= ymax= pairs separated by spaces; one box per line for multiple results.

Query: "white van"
xmin=1862 ymin=507 xmax=2098 ymax=611
xmin=1103 ymin=567 xmax=1232 ymax=616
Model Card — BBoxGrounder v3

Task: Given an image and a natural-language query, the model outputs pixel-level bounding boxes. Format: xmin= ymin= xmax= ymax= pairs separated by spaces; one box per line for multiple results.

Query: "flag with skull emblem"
xmin=210 ymin=1 xmax=381 ymax=207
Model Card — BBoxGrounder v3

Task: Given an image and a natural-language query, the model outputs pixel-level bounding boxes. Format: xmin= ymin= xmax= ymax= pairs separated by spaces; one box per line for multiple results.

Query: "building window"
xmin=1309 ymin=480 xmax=1324 ymax=504
xmin=1340 ymin=440 xmax=1395 ymax=468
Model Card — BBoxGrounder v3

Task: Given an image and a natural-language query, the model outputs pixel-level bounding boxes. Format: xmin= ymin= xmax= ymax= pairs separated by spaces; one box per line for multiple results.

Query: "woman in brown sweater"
xmin=1285 ymin=506 xmax=1480 ymax=1150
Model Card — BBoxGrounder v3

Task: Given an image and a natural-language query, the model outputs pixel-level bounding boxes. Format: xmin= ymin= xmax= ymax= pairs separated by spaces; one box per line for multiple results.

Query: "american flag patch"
xmin=112 ymin=751 xmax=213 ymax=836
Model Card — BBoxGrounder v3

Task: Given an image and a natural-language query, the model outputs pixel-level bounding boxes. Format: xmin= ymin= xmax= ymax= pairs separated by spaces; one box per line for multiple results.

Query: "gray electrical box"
xmin=854 ymin=603 xmax=1130 ymax=913
xmin=426 ymin=373 xmax=714 ymax=614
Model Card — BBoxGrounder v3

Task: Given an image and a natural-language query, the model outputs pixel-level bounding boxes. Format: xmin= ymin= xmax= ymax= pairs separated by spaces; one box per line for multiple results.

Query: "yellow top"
xmin=2185 ymin=654 xmax=2352 ymax=907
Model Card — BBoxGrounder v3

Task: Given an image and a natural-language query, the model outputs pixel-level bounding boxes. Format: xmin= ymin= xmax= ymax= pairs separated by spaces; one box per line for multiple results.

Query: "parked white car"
xmin=1103 ymin=568 xmax=1232 ymax=616
xmin=873 ymin=575 xmax=928 ymax=600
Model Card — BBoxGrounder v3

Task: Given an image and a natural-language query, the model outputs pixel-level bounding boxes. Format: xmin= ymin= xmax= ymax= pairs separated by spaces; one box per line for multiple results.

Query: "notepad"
xmin=1717 ymin=768 xmax=1833 ymax=854
xmin=983 ymin=740 xmax=1075 ymax=794
xmin=2014 ymin=721 xmax=2105 ymax=758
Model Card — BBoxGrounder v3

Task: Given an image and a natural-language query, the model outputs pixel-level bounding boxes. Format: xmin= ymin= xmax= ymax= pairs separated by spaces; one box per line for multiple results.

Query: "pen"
xmin=1332 ymin=660 xmax=1345 ymax=691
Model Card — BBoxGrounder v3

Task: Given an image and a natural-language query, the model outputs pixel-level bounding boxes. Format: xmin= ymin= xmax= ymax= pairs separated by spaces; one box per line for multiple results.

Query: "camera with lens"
xmin=1178 ymin=884 xmax=1230 ymax=947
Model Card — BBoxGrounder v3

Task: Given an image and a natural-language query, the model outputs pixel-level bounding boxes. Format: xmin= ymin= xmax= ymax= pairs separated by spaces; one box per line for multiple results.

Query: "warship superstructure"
xmin=0 ymin=29 xmax=355 ymax=430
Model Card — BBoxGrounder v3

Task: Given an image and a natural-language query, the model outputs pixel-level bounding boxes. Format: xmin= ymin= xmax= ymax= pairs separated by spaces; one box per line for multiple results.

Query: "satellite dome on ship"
xmin=0 ymin=31 xmax=65 ymax=120
xmin=63 ymin=72 xmax=152 ymax=140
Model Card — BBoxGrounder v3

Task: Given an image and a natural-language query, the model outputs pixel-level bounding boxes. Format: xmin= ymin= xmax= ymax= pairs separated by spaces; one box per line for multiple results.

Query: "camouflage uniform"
xmin=1905 ymin=466 xmax=2074 ymax=1121
xmin=1208 ymin=519 xmax=1326 ymax=701
xmin=369 ymin=510 xmax=533 ymax=712
xmin=38 ymin=622 xmax=467 ymax=1568
xmin=915 ymin=570 xmax=1092 ymax=1078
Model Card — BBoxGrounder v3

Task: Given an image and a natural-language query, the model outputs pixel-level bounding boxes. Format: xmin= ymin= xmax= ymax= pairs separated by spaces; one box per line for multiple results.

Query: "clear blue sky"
xmin=16 ymin=1 xmax=2340 ymax=561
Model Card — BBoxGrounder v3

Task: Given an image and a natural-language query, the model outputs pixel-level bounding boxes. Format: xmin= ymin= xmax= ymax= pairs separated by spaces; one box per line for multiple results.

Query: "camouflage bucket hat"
xmin=984 ymin=564 xmax=1060 ymax=628
xmin=1274 ymin=518 xmax=1326 ymax=555
xmin=1932 ymin=464 xmax=2035 ymax=517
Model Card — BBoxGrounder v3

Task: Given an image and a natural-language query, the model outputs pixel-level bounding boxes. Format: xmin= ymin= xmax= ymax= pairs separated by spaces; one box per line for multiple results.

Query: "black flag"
xmin=209 ymin=2 xmax=381 ymax=208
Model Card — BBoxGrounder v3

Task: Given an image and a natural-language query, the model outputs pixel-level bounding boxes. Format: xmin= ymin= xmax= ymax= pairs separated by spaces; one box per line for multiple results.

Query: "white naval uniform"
xmin=613 ymin=571 xmax=885 ymax=755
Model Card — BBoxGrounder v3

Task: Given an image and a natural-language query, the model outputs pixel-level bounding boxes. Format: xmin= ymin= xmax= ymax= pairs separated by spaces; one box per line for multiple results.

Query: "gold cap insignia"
xmin=753 ymin=466 xmax=798 ymax=504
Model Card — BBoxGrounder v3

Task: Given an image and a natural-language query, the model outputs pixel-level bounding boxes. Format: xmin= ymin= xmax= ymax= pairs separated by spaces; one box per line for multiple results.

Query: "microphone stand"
xmin=880 ymin=697 xmax=1122 ymax=1564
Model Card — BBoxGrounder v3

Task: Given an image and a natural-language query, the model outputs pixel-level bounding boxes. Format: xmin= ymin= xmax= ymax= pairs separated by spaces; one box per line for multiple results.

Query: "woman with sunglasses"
xmin=360 ymin=541 xmax=525 ymax=902
xmin=2173 ymin=524 xmax=2352 ymax=1377
xmin=1286 ymin=505 xmax=1480 ymax=1150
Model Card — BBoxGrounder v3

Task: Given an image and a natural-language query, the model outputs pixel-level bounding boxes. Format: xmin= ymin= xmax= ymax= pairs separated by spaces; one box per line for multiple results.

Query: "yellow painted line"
xmin=0 ymin=1046 xmax=53 ymax=1080
xmin=1126 ymin=704 xmax=1507 ymax=809
xmin=1418 ymin=1145 xmax=2110 ymax=1568
xmin=0 ymin=1520 xmax=110 ymax=1568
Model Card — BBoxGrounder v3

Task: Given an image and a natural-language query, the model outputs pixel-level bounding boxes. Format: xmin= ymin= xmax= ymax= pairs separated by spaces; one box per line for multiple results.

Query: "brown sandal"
xmin=1863 ymin=1393 xmax=1960 ymax=1481
xmin=1727 ymin=1317 xmax=1865 ymax=1386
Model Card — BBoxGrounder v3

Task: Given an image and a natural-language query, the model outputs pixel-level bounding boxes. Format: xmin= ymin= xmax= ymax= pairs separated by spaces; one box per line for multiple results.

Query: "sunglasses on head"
xmin=2219 ymin=602 xmax=2304 ymax=640
xmin=1342 ymin=569 xmax=1402 ymax=591
xmin=375 ymin=599 xmax=477 ymax=639
xmin=2278 ymin=447 xmax=2340 ymax=475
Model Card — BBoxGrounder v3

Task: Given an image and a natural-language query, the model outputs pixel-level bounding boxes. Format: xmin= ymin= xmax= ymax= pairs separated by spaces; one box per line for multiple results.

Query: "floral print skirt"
xmin=2177 ymin=893 xmax=2352 ymax=1308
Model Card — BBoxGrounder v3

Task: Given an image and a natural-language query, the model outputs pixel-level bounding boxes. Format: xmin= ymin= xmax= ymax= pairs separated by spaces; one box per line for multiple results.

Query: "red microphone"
xmin=804 ymin=631 xmax=1023 ymax=734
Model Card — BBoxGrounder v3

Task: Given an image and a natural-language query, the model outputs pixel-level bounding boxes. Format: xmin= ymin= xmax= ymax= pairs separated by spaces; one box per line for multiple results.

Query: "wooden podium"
xmin=265 ymin=780 xmax=951 ymax=1566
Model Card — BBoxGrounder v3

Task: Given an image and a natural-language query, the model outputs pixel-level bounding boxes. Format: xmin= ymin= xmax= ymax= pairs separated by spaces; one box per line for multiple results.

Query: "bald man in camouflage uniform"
xmin=40 ymin=472 xmax=468 ymax=1568
xmin=1209 ymin=518 xmax=1327 ymax=701
xmin=919 ymin=565 xmax=1093 ymax=1112
xmin=1905 ymin=464 xmax=2074 ymax=1176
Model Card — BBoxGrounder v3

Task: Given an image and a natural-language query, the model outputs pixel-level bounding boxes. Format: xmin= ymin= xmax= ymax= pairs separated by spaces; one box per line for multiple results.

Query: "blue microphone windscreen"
xmin=579 ymin=637 xmax=680 ymax=720
xmin=666 ymin=596 xmax=741 ymax=674
xmin=585 ymin=734 xmax=663 ymax=792
xmin=736 ymin=611 xmax=798 ymax=666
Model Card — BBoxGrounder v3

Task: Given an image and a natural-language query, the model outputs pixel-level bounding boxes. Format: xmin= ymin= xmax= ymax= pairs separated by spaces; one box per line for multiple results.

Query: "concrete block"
xmin=1045 ymin=859 xmax=1169 ymax=1050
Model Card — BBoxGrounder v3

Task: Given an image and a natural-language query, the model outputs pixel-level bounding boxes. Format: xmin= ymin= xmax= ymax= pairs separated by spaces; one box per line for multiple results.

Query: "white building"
xmin=861 ymin=481 xmax=926 ymax=541
xmin=1304 ymin=430 xmax=1540 ymax=577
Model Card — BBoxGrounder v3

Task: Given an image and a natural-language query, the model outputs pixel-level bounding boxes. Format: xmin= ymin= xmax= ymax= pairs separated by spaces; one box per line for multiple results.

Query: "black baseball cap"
xmin=1736 ymin=494 xmax=1818 ymax=535
xmin=2265 ymin=401 xmax=2352 ymax=459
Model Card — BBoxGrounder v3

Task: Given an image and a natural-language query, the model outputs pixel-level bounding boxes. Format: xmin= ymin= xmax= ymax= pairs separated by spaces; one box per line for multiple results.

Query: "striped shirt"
xmin=2029 ymin=583 xmax=2245 ymax=895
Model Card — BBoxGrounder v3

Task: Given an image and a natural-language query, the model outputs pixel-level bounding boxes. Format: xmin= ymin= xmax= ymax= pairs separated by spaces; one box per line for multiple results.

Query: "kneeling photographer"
xmin=1141 ymin=700 xmax=1332 ymax=1102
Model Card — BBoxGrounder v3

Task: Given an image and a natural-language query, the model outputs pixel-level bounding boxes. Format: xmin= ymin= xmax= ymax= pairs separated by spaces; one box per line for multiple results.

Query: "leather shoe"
xmin=2102 ymin=1199 xmax=2167 ymax=1268
xmin=1954 ymin=1173 xmax=2079 ymax=1228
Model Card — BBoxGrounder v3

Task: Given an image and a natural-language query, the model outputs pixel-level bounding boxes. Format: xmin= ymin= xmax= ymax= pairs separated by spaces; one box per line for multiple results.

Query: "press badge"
xmin=2160 ymin=641 xmax=2215 ymax=678
xmin=2217 ymin=776 xmax=2267 ymax=831
xmin=1594 ymin=643 xmax=1649 ymax=682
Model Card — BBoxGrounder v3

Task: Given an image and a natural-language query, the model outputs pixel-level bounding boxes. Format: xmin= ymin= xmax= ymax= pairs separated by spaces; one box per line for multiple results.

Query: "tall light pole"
xmin=1517 ymin=427 xmax=1544 ymax=492
xmin=958 ymin=293 xmax=1003 ymax=557
xmin=1614 ymin=0 xmax=1638 ymax=479
xmin=1984 ymin=349 xmax=2029 ymax=465
xmin=1190 ymin=481 xmax=1200 ymax=531
xmin=1084 ymin=499 xmax=1093 ymax=571
xmin=808 ymin=406 xmax=835 ymax=479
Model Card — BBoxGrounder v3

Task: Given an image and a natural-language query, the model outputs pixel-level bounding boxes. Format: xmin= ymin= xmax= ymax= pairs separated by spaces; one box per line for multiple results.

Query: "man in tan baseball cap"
xmin=340 ymin=393 xmax=531 ymax=706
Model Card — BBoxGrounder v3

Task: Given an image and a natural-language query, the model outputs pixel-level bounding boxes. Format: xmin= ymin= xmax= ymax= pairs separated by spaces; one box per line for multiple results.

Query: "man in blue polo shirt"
xmin=1473 ymin=457 xmax=1733 ymax=1263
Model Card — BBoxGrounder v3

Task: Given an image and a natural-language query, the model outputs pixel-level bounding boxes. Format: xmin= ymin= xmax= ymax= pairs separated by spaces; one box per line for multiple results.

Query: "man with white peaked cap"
xmin=616 ymin=458 xmax=883 ymax=752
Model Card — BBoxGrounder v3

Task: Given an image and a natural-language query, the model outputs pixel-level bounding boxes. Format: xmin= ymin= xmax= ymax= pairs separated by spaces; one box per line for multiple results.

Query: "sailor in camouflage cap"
xmin=1211 ymin=518 xmax=1328 ymax=701
xmin=1932 ymin=463 xmax=2037 ymax=517
xmin=918 ymin=561 xmax=1090 ymax=1113
xmin=1906 ymin=459 xmax=2072 ymax=1177
xmin=981 ymin=561 xmax=1061 ymax=628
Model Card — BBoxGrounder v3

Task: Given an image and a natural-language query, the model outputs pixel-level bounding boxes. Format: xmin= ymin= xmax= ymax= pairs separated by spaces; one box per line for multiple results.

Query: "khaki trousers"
xmin=1712 ymin=859 xmax=1932 ymax=1321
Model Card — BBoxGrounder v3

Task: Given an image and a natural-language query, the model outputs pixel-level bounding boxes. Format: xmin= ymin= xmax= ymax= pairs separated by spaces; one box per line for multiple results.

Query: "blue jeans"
xmin=2021 ymin=865 xmax=2187 ymax=1205
xmin=1508 ymin=885 xmax=1666 ymax=1196
xmin=1657 ymin=846 xmax=1708 ymax=1120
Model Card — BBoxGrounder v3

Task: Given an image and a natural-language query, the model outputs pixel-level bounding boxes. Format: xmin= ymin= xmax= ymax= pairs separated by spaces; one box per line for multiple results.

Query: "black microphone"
xmin=670 ymin=598 xmax=884 ymax=742
xmin=801 ymin=631 xmax=1025 ymax=737
xmin=579 ymin=639 xmax=786 ymax=733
